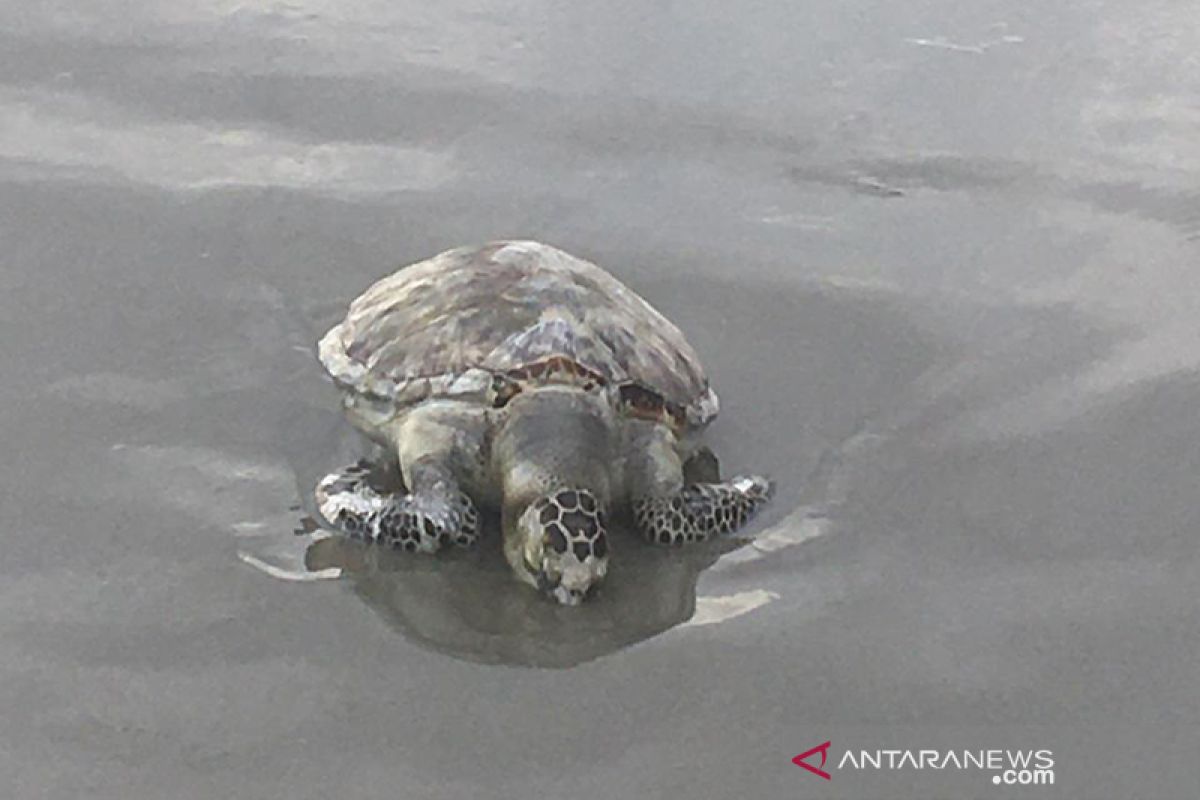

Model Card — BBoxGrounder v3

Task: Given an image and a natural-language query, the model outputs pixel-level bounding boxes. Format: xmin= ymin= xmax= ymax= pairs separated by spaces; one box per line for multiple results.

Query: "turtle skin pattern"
xmin=530 ymin=487 xmax=609 ymax=563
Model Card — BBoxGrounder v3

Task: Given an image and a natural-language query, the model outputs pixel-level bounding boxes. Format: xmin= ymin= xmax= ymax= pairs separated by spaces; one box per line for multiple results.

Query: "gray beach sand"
xmin=1 ymin=1 xmax=1197 ymax=797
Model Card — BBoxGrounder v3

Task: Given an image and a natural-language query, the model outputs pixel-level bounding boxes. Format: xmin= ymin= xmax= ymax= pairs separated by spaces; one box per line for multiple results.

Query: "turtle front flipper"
xmin=633 ymin=476 xmax=772 ymax=545
xmin=315 ymin=461 xmax=480 ymax=552
xmin=625 ymin=421 xmax=772 ymax=545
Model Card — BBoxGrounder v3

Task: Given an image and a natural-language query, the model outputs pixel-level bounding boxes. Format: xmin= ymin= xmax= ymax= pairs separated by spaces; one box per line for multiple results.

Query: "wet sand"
xmin=2 ymin=1 xmax=1198 ymax=797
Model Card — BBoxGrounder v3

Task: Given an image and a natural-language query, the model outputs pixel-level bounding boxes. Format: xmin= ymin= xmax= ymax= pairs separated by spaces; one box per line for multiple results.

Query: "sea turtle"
xmin=314 ymin=241 xmax=772 ymax=605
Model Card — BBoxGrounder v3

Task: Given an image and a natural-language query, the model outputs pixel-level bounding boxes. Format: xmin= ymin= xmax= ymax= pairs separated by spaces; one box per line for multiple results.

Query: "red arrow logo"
xmin=792 ymin=741 xmax=832 ymax=780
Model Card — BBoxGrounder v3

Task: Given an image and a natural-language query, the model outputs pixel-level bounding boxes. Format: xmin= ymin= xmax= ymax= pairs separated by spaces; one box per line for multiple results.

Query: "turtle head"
xmin=511 ymin=488 xmax=609 ymax=605
xmin=494 ymin=387 xmax=614 ymax=604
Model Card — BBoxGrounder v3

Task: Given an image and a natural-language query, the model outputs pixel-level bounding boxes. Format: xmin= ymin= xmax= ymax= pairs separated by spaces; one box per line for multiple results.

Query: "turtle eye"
xmin=525 ymin=551 xmax=553 ymax=582
xmin=534 ymin=568 xmax=558 ymax=592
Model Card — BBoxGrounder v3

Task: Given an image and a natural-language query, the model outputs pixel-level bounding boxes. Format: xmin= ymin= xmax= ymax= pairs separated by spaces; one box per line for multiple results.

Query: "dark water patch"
xmin=305 ymin=529 xmax=716 ymax=669
xmin=1069 ymin=179 xmax=1200 ymax=242
xmin=789 ymin=154 xmax=1039 ymax=198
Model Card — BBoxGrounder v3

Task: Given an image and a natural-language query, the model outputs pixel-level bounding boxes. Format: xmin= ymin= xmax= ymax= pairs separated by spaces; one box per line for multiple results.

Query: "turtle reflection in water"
xmin=303 ymin=452 xmax=729 ymax=668
xmin=315 ymin=241 xmax=772 ymax=605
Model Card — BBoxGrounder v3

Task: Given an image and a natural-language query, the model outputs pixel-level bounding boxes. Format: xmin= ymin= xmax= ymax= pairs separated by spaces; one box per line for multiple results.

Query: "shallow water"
xmin=3 ymin=1 xmax=1198 ymax=797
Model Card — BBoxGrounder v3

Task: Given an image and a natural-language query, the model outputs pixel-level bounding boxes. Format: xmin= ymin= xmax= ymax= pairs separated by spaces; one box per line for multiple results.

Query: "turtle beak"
xmin=534 ymin=568 xmax=586 ymax=605
xmin=550 ymin=585 xmax=585 ymax=606
xmin=550 ymin=563 xmax=598 ymax=605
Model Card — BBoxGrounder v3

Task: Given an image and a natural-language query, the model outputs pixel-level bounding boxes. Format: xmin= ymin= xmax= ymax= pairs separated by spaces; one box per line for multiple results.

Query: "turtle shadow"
xmin=275 ymin=390 xmax=745 ymax=671
xmin=303 ymin=526 xmax=727 ymax=669
xmin=296 ymin=450 xmax=732 ymax=669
